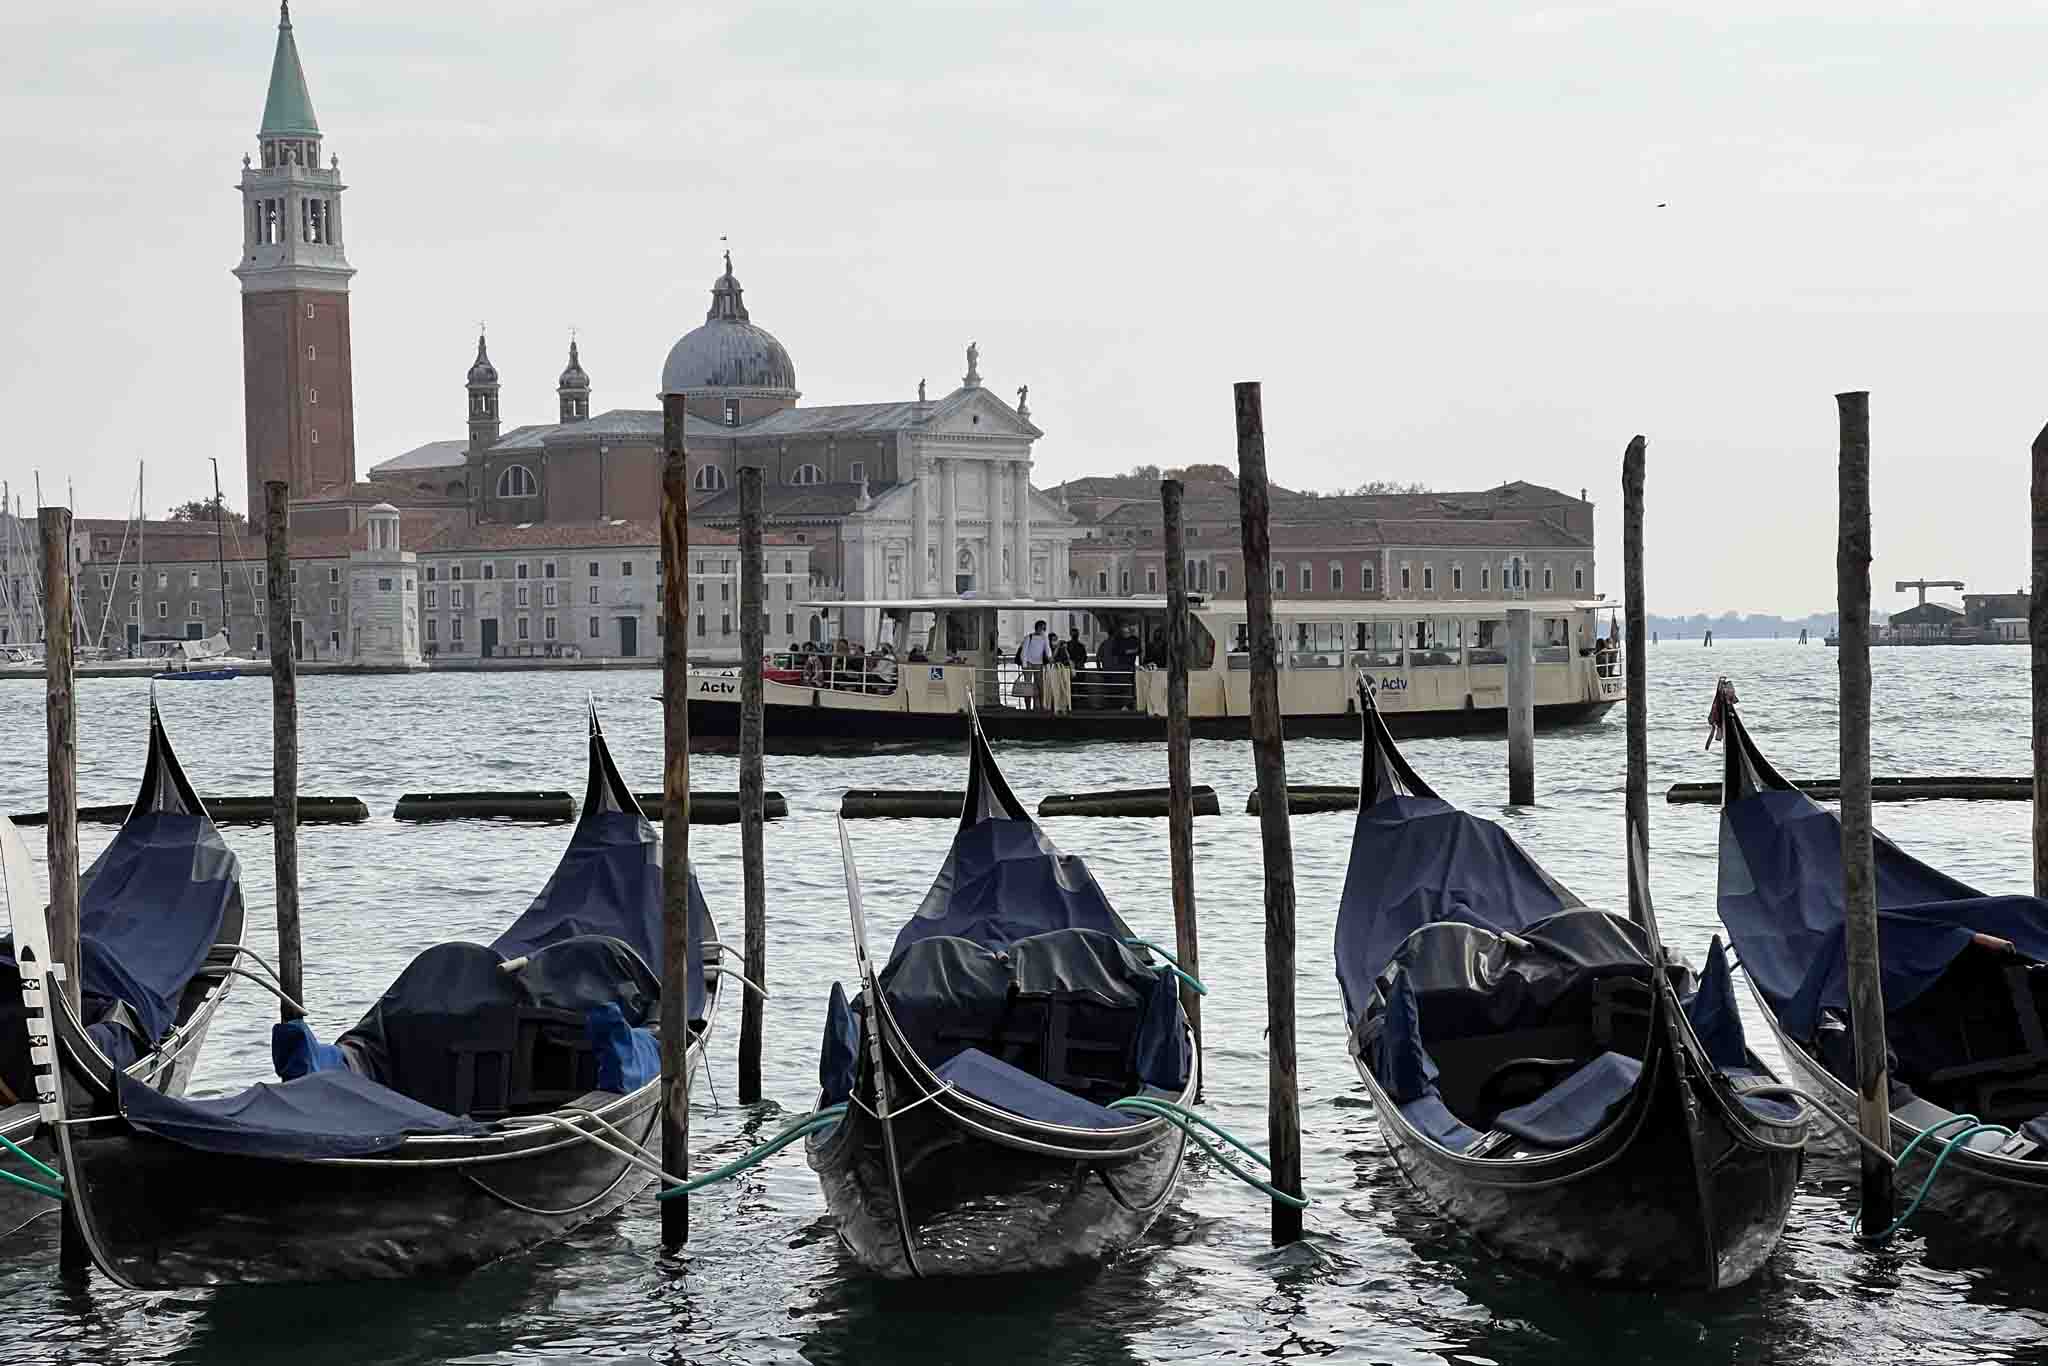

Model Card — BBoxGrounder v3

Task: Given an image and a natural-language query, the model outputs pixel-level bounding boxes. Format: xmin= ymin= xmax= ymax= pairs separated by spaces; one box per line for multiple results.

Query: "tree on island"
xmin=167 ymin=494 xmax=248 ymax=532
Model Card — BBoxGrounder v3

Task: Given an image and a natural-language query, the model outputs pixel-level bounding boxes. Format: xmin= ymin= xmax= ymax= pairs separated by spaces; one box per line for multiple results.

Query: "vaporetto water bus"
xmin=686 ymin=595 xmax=1623 ymax=743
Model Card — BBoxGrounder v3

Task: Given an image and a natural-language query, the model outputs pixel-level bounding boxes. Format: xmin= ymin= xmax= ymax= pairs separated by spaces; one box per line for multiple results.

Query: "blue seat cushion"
xmin=1722 ymin=1065 xmax=1803 ymax=1125
xmin=1494 ymin=1051 xmax=1642 ymax=1147
xmin=933 ymin=1047 xmax=1130 ymax=1130
xmin=1398 ymin=1092 xmax=1482 ymax=1153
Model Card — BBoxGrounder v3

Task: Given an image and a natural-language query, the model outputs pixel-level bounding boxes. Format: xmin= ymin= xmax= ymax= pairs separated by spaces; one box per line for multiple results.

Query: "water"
xmin=0 ymin=641 xmax=2042 ymax=1365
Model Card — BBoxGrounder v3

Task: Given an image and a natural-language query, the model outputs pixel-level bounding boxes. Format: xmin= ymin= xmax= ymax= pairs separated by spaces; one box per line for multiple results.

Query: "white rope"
xmin=849 ymin=1079 xmax=958 ymax=1124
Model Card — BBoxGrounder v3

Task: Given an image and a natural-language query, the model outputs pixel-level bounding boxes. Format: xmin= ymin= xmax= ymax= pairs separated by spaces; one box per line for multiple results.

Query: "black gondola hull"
xmin=48 ymin=1073 xmax=665 ymax=1286
xmin=805 ymin=1071 xmax=1186 ymax=1279
xmin=1360 ymin=1033 xmax=1802 ymax=1287
xmin=1754 ymin=982 xmax=2048 ymax=1257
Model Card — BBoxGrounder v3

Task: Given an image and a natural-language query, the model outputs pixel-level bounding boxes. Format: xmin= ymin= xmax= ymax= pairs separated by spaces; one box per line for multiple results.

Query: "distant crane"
xmin=1895 ymin=578 xmax=1964 ymax=607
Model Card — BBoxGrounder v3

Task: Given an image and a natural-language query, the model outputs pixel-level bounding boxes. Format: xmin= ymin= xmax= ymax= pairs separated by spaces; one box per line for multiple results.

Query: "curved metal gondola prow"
xmin=581 ymin=700 xmax=649 ymax=825
xmin=1355 ymin=675 xmax=1437 ymax=805
xmin=1714 ymin=683 xmax=1793 ymax=805
xmin=959 ymin=716 xmax=1030 ymax=830
xmin=134 ymin=693 xmax=208 ymax=822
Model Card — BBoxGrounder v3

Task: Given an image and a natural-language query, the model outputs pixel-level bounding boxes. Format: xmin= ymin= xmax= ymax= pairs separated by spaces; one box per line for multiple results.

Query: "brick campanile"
xmin=234 ymin=2 xmax=356 ymax=517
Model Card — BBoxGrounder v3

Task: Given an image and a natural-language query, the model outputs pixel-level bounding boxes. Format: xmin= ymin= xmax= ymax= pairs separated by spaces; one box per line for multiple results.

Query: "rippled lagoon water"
xmin=0 ymin=640 xmax=2044 ymax=1365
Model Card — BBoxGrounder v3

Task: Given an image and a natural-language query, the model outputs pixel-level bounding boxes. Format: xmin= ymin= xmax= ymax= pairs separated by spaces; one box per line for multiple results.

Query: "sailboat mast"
xmin=139 ymin=462 xmax=146 ymax=653
xmin=210 ymin=458 xmax=228 ymax=638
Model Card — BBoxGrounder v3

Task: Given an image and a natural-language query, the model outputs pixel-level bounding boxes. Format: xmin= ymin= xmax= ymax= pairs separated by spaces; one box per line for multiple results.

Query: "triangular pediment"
xmin=923 ymin=385 xmax=1043 ymax=440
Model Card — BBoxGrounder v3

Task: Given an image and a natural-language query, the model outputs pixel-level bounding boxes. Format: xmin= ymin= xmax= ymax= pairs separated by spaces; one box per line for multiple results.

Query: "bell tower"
xmin=234 ymin=1 xmax=356 ymax=517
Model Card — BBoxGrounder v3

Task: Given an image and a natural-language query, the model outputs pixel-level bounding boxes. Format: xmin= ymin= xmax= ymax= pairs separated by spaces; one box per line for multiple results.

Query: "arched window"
xmin=788 ymin=463 xmax=825 ymax=486
xmin=496 ymin=464 xmax=536 ymax=498
xmin=692 ymin=464 xmax=728 ymax=493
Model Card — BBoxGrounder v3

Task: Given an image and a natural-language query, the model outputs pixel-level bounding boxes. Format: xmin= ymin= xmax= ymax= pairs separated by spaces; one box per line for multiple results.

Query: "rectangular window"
xmin=452 ymin=618 xmax=464 ymax=643
xmin=1481 ymin=565 xmax=1491 ymax=590
xmin=1574 ymin=565 xmax=1585 ymax=591
xmin=721 ymin=612 xmax=733 ymax=635
xmin=1452 ymin=565 xmax=1464 ymax=592
xmin=157 ymin=602 xmax=167 ymax=619
xmin=516 ymin=562 xmax=529 ymax=580
xmin=783 ymin=558 xmax=793 ymax=574
xmin=849 ymin=460 xmax=865 ymax=484
xmin=695 ymin=613 xmax=707 ymax=637
xmin=328 ymin=567 xmax=339 ymax=584
xmin=256 ymin=567 xmax=266 ymax=587
xmin=1120 ymin=570 xmax=1130 ymax=594
xmin=451 ymin=564 xmax=464 ymax=582
xmin=543 ymin=585 xmax=557 ymax=606
xmin=1217 ymin=567 xmax=1229 ymax=594
xmin=720 ymin=582 xmax=731 ymax=601
xmin=1147 ymin=570 xmax=1158 ymax=593
xmin=1544 ymin=566 xmax=1554 ymax=591
xmin=328 ymin=597 xmax=338 ymax=614
xmin=425 ymin=567 xmax=437 ymax=583
xmin=542 ymin=560 xmax=556 ymax=579
xmin=588 ymin=616 xmax=599 ymax=639
xmin=1401 ymin=565 xmax=1412 ymax=590
xmin=425 ymin=619 xmax=438 ymax=642
xmin=451 ymin=586 xmax=464 ymax=609
xmin=544 ymin=616 xmax=557 ymax=640
xmin=1273 ymin=567 xmax=1285 ymax=592
xmin=1331 ymin=563 xmax=1344 ymax=593
xmin=99 ymin=574 xmax=110 ymax=590
xmin=516 ymin=617 xmax=530 ymax=641
xmin=785 ymin=612 xmax=795 ymax=635
xmin=695 ymin=583 xmax=705 ymax=603
xmin=621 ymin=561 xmax=634 ymax=576
xmin=1298 ymin=563 xmax=1312 ymax=592
xmin=723 ymin=398 xmax=740 ymax=427
xmin=516 ymin=585 xmax=529 ymax=607
xmin=130 ymin=573 xmax=139 ymax=589
xmin=587 ymin=561 xmax=600 ymax=578
xmin=128 ymin=603 xmax=137 ymax=619
xmin=1423 ymin=565 xmax=1435 ymax=591
xmin=482 ymin=564 xmax=495 ymax=581
xmin=1097 ymin=571 xmax=1109 ymax=593
xmin=157 ymin=571 xmax=167 ymax=589
xmin=290 ymin=569 xmax=299 ymax=586
xmin=721 ymin=558 xmax=732 ymax=575
xmin=187 ymin=600 xmax=199 ymax=617
xmin=188 ymin=570 xmax=199 ymax=588
xmin=588 ymin=585 xmax=599 ymax=605
xmin=695 ymin=558 xmax=705 ymax=575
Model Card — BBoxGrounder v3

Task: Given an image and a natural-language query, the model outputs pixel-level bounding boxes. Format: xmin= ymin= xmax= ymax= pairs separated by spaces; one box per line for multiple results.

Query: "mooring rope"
xmin=1106 ymin=1096 xmax=1307 ymax=1209
xmin=1121 ymin=938 xmax=1207 ymax=997
xmin=0 ymin=1132 xmax=63 ymax=1201
xmin=656 ymin=1105 xmax=847 ymax=1201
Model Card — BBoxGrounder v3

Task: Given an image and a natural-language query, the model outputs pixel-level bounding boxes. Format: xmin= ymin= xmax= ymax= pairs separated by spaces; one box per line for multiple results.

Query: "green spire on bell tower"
xmin=260 ymin=2 xmax=321 ymax=138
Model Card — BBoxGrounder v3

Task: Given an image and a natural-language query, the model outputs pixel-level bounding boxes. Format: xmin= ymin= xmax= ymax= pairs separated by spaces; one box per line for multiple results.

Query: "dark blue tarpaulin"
xmin=1493 ymin=1051 xmax=1642 ymax=1147
xmin=1335 ymin=795 xmax=1583 ymax=1028
xmin=1719 ymin=786 xmax=2048 ymax=1034
xmin=119 ymin=1068 xmax=485 ymax=1159
xmin=934 ymin=1048 xmax=1129 ymax=1130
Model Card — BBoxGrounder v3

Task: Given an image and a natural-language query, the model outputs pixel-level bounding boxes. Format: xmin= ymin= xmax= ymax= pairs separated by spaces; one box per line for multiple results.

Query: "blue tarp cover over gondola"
xmin=1720 ymin=784 xmax=2048 ymax=1038
xmin=868 ymin=727 xmax=1192 ymax=1110
xmin=0 ymin=703 xmax=241 ymax=1089
xmin=117 ymin=1068 xmax=485 ymax=1159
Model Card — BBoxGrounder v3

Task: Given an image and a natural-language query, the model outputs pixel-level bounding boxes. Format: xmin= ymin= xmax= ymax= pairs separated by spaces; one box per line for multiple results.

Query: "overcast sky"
xmin=3 ymin=1 xmax=2043 ymax=615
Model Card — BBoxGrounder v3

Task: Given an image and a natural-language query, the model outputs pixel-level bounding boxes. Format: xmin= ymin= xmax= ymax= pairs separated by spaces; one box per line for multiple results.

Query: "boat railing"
xmin=985 ymin=660 xmax=1148 ymax=713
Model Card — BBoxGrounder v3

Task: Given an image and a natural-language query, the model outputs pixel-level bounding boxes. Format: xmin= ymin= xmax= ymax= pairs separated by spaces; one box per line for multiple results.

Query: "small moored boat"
xmin=18 ymin=704 xmax=721 ymax=1286
xmin=0 ymin=700 xmax=245 ymax=1234
xmin=806 ymin=721 xmax=1197 ymax=1277
xmin=1336 ymin=682 xmax=1805 ymax=1287
xmin=1714 ymin=680 xmax=2048 ymax=1253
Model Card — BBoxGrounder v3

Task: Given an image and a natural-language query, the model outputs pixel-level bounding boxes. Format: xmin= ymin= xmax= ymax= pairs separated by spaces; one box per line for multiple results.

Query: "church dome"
xmin=558 ymin=339 xmax=589 ymax=390
xmin=660 ymin=255 xmax=797 ymax=396
xmin=467 ymin=332 xmax=498 ymax=386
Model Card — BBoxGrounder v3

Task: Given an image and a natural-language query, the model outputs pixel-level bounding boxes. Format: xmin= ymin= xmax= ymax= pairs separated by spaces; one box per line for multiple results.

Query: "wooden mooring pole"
xmin=1234 ymin=382 xmax=1304 ymax=1244
xmin=264 ymin=481 xmax=303 ymax=1017
xmin=1505 ymin=608 xmax=1534 ymax=805
xmin=737 ymin=466 xmax=768 ymax=1104
xmin=41 ymin=506 xmax=86 ymax=1278
xmin=659 ymin=399 xmax=695 ymax=1250
xmin=2032 ymin=421 xmax=2048 ymax=898
xmin=1160 ymin=478 xmax=1203 ymax=1092
xmin=1622 ymin=436 xmax=1649 ymax=927
xmin=1837 ymin=390 xmax=1894 ymax=1229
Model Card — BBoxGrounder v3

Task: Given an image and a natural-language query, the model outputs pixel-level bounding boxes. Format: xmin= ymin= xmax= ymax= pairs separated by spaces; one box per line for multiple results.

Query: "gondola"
xmin=1714 ymin=680 xmax=2048 ymax=1253
xmin=16 ymin=704 xmax=722 ymax=1286
xmin=0 ymin=699 xmax=245 ymax=1234
xmin=805 ymin=720 xmax=1198 ymax=1278
xmin=1336 ymin=682 xmax=1805 ymax=1287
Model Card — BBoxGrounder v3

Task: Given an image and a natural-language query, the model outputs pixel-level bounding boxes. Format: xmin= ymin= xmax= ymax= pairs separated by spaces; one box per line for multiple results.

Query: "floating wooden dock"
xmin=1666 ymin=776 xmax=2031 ymax=805
xmin=841 ymin=789 xmax=963 ymax=819
xmin=1038 ymin=786 xmax=1221 ymax=818
xmin=1245 ymin=785 xmax=1361 ymax=816
xmin=635 ymin=791 xmax=787 ymax=822
xmin=11 ymin=796 xmax=368 ymax=826
xmin=394 ymin=791 xmax=575 ymax=822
